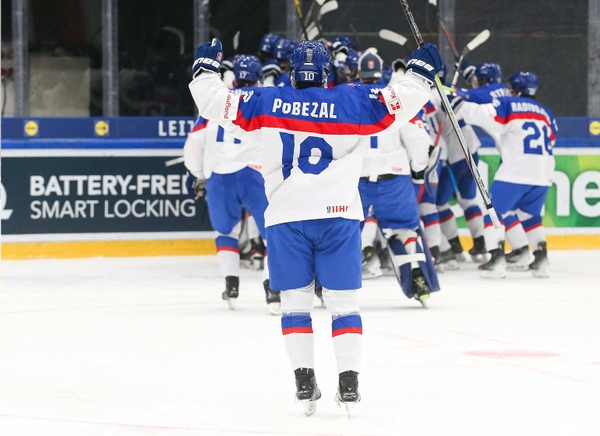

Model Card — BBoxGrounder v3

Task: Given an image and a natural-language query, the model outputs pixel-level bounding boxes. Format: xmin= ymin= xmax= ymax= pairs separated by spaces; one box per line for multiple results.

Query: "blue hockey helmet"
xmin=508 ymin=71 xmax=539 ymax=97
xmin=234 ymin=54 xmax=262 ymax=84
xmin=258 ymin=33 xmax=281 ymax=57
xmin=274 ymin=38 xmax=297 ymax=60
xmin=345 ymin=50 xmax=361 ymax=71
xmin=475 ymin=62 xmax=502 ymax=84
xmin=289 ymin=40 xmax=331 ymax=89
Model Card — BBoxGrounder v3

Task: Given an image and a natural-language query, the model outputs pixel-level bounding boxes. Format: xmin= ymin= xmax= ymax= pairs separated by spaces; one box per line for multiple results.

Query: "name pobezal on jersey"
xmin=272 ymin=99 xmax=338 ymax=119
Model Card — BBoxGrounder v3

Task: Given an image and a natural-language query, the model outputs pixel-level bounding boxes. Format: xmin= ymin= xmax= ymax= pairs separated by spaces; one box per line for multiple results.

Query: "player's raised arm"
xmin=366 ymin=43 xmax=444 ymax=135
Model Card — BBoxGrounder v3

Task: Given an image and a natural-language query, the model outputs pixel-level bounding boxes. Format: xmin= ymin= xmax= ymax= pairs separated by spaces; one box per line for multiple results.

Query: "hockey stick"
xmin=427 ymin=0 xmax=459 ymax=60
xmin=399 ymin=0 xmax=500 ymax=228
xmin=293 ymin=0 xmax=310 ymax=40
xmin=305 ymin=0 xmax=339 ymax=40
xmin=378 ymin=29 xmax=408 ymax=46
xmin=450 ymin=29 xmax=490 ymax=87
xmin=165 ymin=156 xmax=184 ymax=167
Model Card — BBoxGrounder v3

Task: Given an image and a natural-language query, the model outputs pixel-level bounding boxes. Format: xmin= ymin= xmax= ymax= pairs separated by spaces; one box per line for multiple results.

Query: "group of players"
xmin=184 ymin=33 xmax=556 ymax=415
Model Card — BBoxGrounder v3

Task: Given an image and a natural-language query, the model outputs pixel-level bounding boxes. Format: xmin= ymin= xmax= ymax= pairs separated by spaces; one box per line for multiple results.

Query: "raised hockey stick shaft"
xmin=293 ymin=0 xmax=310 ymax=40
xmin=398 ymin=0 xmax=500 ymax=228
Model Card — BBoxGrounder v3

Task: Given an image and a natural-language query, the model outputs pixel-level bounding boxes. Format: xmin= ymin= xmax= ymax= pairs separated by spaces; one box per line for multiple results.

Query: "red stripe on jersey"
xmin=424 ymin=219 xmax=440 ymax=227
xmin=494 ymin=113 xmax=556 ymax=140
xmin=233 ymin=112 xmax=395 ymax=136
xmin=365 ymin=217 xmax=377 ymax=223
xmin=282 ymin=327 xmax=313 ymax=335
xmin=404 ymin=237 xmax=418 ymax=245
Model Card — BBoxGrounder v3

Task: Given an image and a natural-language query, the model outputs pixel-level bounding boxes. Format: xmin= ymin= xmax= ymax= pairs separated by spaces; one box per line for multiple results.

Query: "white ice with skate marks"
xmin=2 ymin=251 xmax=600 ymax=436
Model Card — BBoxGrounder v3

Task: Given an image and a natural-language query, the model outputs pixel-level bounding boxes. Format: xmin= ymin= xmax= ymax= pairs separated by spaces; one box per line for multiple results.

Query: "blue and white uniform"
xmin=183 ymin=87 xmax=269 ymax=282
xmin=457 ymin=96 xmax=557 ymax=255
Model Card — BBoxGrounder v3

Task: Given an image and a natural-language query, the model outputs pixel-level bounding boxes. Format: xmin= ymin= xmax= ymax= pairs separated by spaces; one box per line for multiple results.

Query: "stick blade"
xmin=378 ymin=29 xmax=407 ymax=46
xmin=319 ymin=0 xmax=338 ymax=16
xmin=465 ymin=29 xmax=490 ymax=52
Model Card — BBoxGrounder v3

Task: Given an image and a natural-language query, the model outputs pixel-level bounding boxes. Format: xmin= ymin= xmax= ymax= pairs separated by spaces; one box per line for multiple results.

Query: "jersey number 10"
xmin=280 ymin=132 xmax=333 ymax=179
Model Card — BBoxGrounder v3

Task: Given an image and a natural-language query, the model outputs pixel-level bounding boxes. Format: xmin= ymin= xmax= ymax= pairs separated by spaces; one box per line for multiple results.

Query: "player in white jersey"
xmin=189 ymin=38 xmax=440 ymax=415
xmin=354 ymin=50 xmax=440 ymax=306
xmin=184 ymin=55 xmax=280 ymax=314
xmin=454 ymin=71 xmax=557 ymax=278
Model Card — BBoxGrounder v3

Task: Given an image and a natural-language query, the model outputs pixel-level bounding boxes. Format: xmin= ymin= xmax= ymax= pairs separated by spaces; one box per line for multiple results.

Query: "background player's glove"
xmin=220 ymin=58 xmax=235 ymax=77
xmin=192 ymin=38 xmax=223 ymax=79
xmin=261 ymin=59 xmax=281 ymax=80
xmin=411 ymin=169 xmax=425 ymax=185
xmin=406 ymin=43 xmax=443 ymax=84
xmin=391 ymin=58 xmax=407 ymax=72
xmin=455 ymin=59 xmax=476 ymax=83
xmin=185 ymin=172 xmax=206 ymax=199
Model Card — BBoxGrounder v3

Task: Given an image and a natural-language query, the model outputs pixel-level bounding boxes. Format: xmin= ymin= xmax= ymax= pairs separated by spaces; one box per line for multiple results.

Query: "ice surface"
xmin=2 ymin=251 xmax=600 ymax=436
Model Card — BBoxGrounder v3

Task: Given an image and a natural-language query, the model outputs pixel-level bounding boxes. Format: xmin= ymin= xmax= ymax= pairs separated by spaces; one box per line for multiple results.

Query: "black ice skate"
xmin=294 ymin=368 xmax=321 ymax=416
xmin=240 ymin=237 xmax=264 ymax=270
xmin=335 ymin=370 xmax=361 ymax=416
xmin=478 ymin=245 xmax=507 ymax=279
xmin=222 ymin=276 xmax=239 ymax=310
xmin=315 ymin=283 xmax=325 ymax=308
xmin=430 ymin=245 xmax=445 ymax=273
xmin=448 ymin=236 xmax=466 ymax=262
xmin=529 ymin=242 xmax=549 ymax=278
xmin=362 ymin=246 xmax=382 ymax=279
xmin=469 ymin=236 xmax=487 ymax=263
xmin=506 ymin=246 xmax=532 ymax=271
xmin=412 ymin=268 xmax=430 ymax=308
xmin=263 ymin=279 xmax=281 ymax=315
xmin=439 ymin=248 xmax=460 ymax=271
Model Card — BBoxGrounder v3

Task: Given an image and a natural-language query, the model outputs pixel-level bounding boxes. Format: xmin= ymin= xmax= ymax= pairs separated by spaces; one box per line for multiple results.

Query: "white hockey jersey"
xmin=457 ymin=97 xmax=557 ymax=186
xmin=189 ymin=71 xmax=430 ymax=227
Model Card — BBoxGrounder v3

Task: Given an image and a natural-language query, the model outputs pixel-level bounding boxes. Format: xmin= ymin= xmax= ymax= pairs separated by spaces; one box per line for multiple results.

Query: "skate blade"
xmin=506 ymin=263 xmax=530 ymax=272
xmin=268 ymin=302 xmax=282 ymax=316
xmin=419 ymin=297 xmax=429 ymax=308
xmin=301 ymin=399 xmax=318 ymax=416
xmin=455 ymin=253 xmax=467 ymax=263
xmin=479 ymin=268 xmax=506 ymax=279
xmin=531 ymin=267 xmax=549 ymax=279
xmin=335 ymin=394 xmax=359 ymax=417
xmin=227 ymin=298 xmax=237 ymax=310
xmin=381 ymin=267 xmax=396 ymax=277
xmin=442 ymin=260 xmax=460 ymax=270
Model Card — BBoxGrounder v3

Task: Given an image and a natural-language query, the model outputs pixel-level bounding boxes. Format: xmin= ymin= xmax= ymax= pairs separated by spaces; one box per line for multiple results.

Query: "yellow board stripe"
xmin=2 ymin=235 xmax=599 ymax=261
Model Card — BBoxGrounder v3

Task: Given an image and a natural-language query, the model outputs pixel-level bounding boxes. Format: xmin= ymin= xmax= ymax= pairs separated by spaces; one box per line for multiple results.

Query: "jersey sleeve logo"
xmin=380 ymin=85 xmax=404 ymax=114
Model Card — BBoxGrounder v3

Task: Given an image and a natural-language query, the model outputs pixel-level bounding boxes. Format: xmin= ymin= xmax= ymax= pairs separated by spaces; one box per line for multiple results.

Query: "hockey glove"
xmin=261 ymin=59 xmax=282 ymax=80
xmin=220 ymin=58 xmax=235 ymax=77
xmin=406 ymin=43 xmax=443 ymax=84
xmin=185 ymin=172 xmax=206 ymax=199
xmin=192 ymin=38 xmax=223 ymax=79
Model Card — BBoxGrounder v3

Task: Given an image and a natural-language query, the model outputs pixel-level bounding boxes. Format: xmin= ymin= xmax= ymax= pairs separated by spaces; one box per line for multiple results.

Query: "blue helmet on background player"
xmin=331 ymin=36 xmax=355 ymax=56
xmin=475 ymin=62 xmax=502 ymax=85
xmin=508 ymin=71 xmax=539 ymax=97
xmin=289 ymin=40 xmax=331 ymax=89
xmin=274 ymin=38 xmax=297 ymax=72
xmin=234 ymin=54 xmax=262 ymax=85
xmin=344 ymin=50 xmax=362 ymax=82
xmin=258 ymin=33 xmax=281 ymax=61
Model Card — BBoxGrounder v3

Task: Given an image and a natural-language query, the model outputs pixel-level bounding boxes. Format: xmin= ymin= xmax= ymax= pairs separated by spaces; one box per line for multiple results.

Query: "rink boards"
xmin=2 ymin=116 xmax=599 ymax=259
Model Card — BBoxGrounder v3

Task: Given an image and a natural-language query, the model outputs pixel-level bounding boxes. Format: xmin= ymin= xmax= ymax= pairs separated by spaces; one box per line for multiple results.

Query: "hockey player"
xmin=355 ymin=50 xmax=439 ymax=306
xmin=343 ymin=50 xmax=362 ymax=85
xmin=453 ymin=71 xmax=556 ymax=278
xmin=188 ymin=38 xmax=440 ymax=415
xmin=184 ymin=55 xmax=280 ymax=315
xmin=258 ymin=33 xmax=282 ymax=87
xmin=459 ymin=62 xmax=531 ymax=267
xmin=273 ymin=38 xmax=296 ymax=87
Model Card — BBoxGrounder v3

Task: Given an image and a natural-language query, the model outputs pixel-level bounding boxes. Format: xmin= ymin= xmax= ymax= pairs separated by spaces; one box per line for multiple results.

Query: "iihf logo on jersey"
xmin=327 ymin=205 xmax=349 ymax=214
